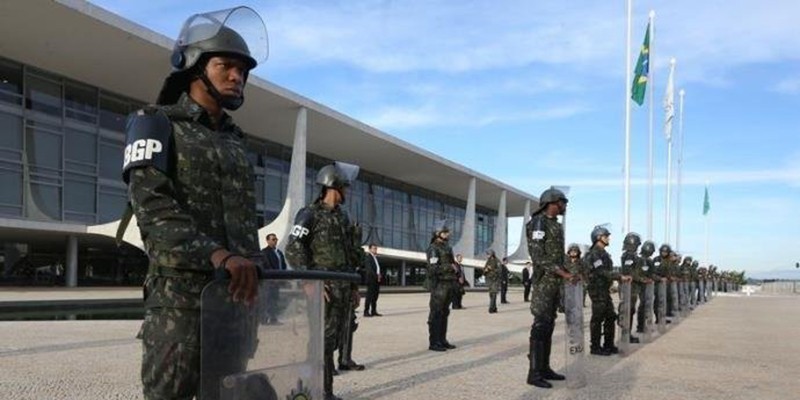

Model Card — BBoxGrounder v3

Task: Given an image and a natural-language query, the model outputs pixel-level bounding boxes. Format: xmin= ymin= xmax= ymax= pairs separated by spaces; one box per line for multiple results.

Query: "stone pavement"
xmin=1 ymin=288 xmax=798 ymax=400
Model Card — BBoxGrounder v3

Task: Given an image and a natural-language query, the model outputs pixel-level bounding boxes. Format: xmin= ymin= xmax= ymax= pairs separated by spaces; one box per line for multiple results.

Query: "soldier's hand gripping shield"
xmin=617 ymin=281 xmax=632 ymax=355
xmin=564 ymin=281 xmax=586 ymax=389
xmin=200 ymin=270 xmax=359 ymax=400
xmin=643 ymin=282 xmax=654 ymax=343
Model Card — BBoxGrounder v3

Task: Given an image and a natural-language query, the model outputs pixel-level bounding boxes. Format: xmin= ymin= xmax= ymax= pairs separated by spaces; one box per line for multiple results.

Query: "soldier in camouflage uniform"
xmin=639 ymin=241 xmax=663 ymax=330
xmin=484 ymin=249 xmax=501 ymax=314
xmin=560 ymin=243 xmax=588 ymax=312
xmin=124 ymin=8 xmax=267 ymax=400
xmin=525 ymin=187 xmax=575 ymax=388
xmin=620 ymin=232 xmax=650 ymax=343
xmin=586 ymin=226 xmax=631 ymax=356
xmin=426 ymin=219 xmax=459 ymax=351
xmin=284 ymin=161 xmax=362 ymax=400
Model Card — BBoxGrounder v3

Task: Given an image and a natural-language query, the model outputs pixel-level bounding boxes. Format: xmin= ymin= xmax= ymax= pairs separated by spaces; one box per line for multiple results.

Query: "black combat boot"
xmin=541 ymin=336 xmax=565 ymax=380
xmin=526 ymin=339 xmax=552 ymax=388
xmin=324 ymin=353 xmax=343 ymax=400
xmin=489 ymin=293 xmax=498 ymax=313
xmin=441 ymin=316 xmax=456 ymax=349
xmin=590 ymin=318 xmax=610 ymax=355
xmin=603 ymin=319 xmax=619 ymax=354
xmin=428 ymin=315 xmax=447 ymax=352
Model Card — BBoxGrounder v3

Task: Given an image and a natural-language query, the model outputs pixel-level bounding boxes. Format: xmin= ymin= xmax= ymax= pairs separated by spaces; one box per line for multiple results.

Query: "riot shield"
xmin=681 ymin=282 xmax=689 ymax=317
xmin=669 ymin=281 xmax=681 ymax=323
xmin=200 ymin=270 xmax=359 ymax=400
xmin=564 ymin=281 xmax=586 ymax=389
xmin=643 ymin=282 xmax=654 ymax=343
xmin=699 ymin=281 xmax=705 ymax=304
xmin=617 ymin=281 xmax=631 ymax=355
xmin=689 ymin=282 xmax=696 ymax=309
xmin=657 ymin=280 xmax=667 ymax=334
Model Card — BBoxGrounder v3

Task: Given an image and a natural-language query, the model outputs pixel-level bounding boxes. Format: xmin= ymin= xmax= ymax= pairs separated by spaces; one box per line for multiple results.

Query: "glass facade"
xmin=0 ymin=55 xmax=501 ymax=286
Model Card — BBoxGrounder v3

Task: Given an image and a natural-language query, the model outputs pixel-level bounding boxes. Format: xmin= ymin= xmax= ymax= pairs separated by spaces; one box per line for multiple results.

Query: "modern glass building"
xmin=0 ymin=0 xmax=538 ymax=288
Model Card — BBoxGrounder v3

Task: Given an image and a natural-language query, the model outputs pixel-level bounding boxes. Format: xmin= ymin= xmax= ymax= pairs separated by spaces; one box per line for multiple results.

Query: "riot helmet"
xmin=682 ymin=256 xmax=693 ymax=265
xmin=590 ymin=225 xmax=611 ymax=245
xmin=622 ymin=232 xmax=642 ymax=252
xmin=431 ymin=218 xmax=451 ymax=243
xmin=567 ymin=243 xmax=582 ymax=257
xmin=533 ymin=187 xmax=568 ymax=215
xmin=640 ymin=240 xmax=655 ymax=257
xmin=316 ymin=161 xmax=359 ymax=204
xmin=157 ymin=7 xmax=268 ymax=109
xmin=659 ymin=244 xmax=672 ymax=256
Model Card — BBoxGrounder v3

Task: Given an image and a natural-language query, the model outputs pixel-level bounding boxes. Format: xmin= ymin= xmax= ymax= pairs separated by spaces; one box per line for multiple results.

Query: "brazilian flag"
xmin=631 ymin=23 xmax=650 ymax=106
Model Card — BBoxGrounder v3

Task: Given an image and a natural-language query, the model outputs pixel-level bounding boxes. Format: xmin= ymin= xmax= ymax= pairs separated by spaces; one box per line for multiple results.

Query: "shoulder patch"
xmin=290 ymin=207 xmax=316 ymax=239
xmin=624 ymin=259 xmax=634 ymax=266
xmin=122 ymin=107 xmax=172 ymax=183
xmin=593 ymin=259 xmax=603 ymax=268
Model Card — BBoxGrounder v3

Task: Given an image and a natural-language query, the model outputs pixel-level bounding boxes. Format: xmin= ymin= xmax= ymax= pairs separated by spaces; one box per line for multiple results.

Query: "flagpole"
xmin=624 ymin=0 xmax=633 ymax=234
xmin=676 ymin=89 xmax=686 ymax=251
xmin=647 ymin=10 xmax=655 ymax=241
xmin=704 ymin=181 xmax=710 ymax=262
xmin=665 ymin=58 xmax=676 ymax=245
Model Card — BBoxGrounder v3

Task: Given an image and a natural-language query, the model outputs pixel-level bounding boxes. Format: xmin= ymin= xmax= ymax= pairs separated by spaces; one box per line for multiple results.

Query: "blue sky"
xmin=90 ymin=0 xmax=800 ymax=278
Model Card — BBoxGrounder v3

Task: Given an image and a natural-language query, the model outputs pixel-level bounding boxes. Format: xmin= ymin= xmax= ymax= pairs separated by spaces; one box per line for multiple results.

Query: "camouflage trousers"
xmin=530 ymin=276 xmax=561 ymax=323
xmin=325 ymin=281 xmax=352 ymax=355
xmin=588 ymin=289 xmax=616 ymax=346
xmin=138 ymin=275 xmax=206 ymax=400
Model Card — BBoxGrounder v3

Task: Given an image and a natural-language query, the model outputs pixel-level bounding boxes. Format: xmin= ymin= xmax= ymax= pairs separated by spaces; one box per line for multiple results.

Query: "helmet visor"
xmin=176 ymin=6 xmax=269 ymax=65
xmin=334 ymin=162 xmax=360 ymax=185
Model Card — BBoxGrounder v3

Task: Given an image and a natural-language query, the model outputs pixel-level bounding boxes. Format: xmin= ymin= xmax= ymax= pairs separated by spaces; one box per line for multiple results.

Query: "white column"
xmin=65 ymin=235 xmax=78 ymax=287
xmin=508 ymin=199 xmax=532 ymax=262
xmin=452 ymin=177 xmax=476 ymax=258
xmin=489 ymin=190 xmax=507 ymax=258
xmin=400 ymin=260 xmax=406 ymax=286
xmin=260 ymin=107 xmax=307 ymax=251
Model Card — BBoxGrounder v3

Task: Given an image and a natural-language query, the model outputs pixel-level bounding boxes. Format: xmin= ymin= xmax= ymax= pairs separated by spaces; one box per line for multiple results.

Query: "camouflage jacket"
xmin=564 ymin=256 xmax=589 ymax=281
xmin=526 ymin=213 xmax=565 ymax=283
xmin=284 ymin=200 xmax=359 ymax=275
xmin=483 ymin=256 xmax=501 ymax=291
xmin=652 ymin=256 xmax=673 ymax=279
xmin=585 ymin=246 xmax=617 ymax=294
xmin=125 ymin=93 xmax=258 ymax=280
xmin=620 ymin=251 xmax=647 ymax=285
xmin=426 ymin=240 xmax=457 ymax=281
xmin=641 ymin=255 xmax=659 ymax=280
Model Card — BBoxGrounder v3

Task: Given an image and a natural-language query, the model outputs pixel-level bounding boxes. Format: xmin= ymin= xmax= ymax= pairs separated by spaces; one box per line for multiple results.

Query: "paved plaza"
xmin=1 ymin=288 xmax=799 ymax=400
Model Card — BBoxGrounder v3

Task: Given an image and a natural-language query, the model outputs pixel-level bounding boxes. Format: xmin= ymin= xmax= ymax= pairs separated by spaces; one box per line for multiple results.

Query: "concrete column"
xmin=507 ymin=199 xmax=532 ymax=262
xmin=452 ymin=177 xmax=476 ymax=258
xmin=401 ymin=260 xmax=406 ymax=286
xmin=489 ymin=190 xmax=507 ymax=258
xmin=260 ymin=107 xmax=307 ymax=251
xmin=65 ymin=235 xmax=78 ymax=287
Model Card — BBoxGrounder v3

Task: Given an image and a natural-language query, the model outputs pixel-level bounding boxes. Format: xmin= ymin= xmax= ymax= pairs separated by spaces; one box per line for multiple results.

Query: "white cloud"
xmin=773 ymin=77 xmax=800 ymax=94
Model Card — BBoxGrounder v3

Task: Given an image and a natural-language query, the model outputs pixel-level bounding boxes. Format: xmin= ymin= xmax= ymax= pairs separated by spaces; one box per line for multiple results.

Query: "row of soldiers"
xmin=523 ymin=187 xmax=741 ymax=389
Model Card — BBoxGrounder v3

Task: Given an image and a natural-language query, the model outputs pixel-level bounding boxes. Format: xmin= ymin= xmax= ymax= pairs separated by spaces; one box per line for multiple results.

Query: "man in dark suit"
xmin=523 ymin=261 xmax=533 ymax=302
xmin=364 ymin=243 xmax=382 ymax=317
xmin=262 ymin=233 xmax=288 ymax=325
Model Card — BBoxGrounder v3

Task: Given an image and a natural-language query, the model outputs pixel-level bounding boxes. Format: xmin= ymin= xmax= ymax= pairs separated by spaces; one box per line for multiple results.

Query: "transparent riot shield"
xmin=617 ymin=281 xmax=631 ymax=355
xmin=564 ymin=281 xmax=585 ymax=389
xmin=657 ymin=280 xmax=667 ymax=334
xmin=689 ymin=282 xmax=696 ymax=309
xmin=699 ymin=281 xmax=706 ymax=304
xmin=669 ymin=281 xmax=681 ymax=323
xmin=200 ymin=270 xmax=359 ymax=400
xmin=643 ymin=282 xmax=654 ymax=343
xmin=681 ymin=282 xmax=689 ymax=317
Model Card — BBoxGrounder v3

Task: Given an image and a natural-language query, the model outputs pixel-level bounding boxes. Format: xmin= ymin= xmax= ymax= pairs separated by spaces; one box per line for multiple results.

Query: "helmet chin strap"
xmin=199 ymin=73 xmax=244 ymax=111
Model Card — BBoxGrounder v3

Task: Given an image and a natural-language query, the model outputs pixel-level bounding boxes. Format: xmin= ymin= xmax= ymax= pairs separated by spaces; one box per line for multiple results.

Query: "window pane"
xmin=28 ymin=182 xmax=61 ymax=220
xmin=99 ymin=95 xmax=128 ymax=131
xmin=26 ymin=123 xmax=62 ymax=170
xmin=65 ymin=176 xmax=96 ymax=214
xmin=65 ymin=128 xmax=97 ymax=165
xmin=0 ymin=112 xmax=23 ymax=151
xmin=65 ymin=82 xmax=98 ymax=123
xmin=0 ymin=58 xmax=23 ymax=104
xmin=99 ymin=141 xmax=123 ymax=181
xmin=0 ymin=168 xmax=22 ymax=206
xmin=26 ymin=74 xmax=62 ymax=116
xmin=98 ymin=190 xmax=126 ymax=223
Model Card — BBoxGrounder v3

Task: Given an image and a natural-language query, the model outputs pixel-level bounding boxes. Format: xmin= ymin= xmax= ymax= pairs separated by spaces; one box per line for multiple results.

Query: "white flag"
xmin=663 ymin=59 xmax=676 ymax=142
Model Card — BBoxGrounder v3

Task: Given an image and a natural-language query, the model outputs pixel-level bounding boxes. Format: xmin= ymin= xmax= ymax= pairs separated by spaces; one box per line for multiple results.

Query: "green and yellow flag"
xmin=631 ymin=23 xmax=650 ymax=106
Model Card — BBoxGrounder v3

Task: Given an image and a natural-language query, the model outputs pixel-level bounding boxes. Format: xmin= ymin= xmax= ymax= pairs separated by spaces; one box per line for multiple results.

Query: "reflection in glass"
xmin=99 ymin=95 xmax=128 ymax=131
xmin=28 ymin=182 xmax=61 ymax=220
xmin=26 ymin=74 xmax=62 ymax=116
xmin=0 ymin=58 xmax=23 ymax=104
xmin=26 ymin=123 xmax=62 ymax=171
xmin=0 ymin=112 xmax=23 ymax=151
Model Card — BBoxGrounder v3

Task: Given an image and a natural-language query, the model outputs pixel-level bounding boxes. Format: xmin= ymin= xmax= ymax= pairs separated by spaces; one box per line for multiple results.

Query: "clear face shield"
xmin=176 ymin=6 xmax=269 ymax=65
xmin=333 ymin=162 xmax=360 ymax=185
